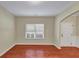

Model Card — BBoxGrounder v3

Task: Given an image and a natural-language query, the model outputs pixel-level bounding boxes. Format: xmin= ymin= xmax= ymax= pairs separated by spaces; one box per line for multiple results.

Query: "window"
xmin=25 ymin=24 xmax=44 ymax=39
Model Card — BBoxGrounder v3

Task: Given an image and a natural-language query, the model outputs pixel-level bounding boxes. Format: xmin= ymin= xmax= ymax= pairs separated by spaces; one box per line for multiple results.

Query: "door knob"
xmin=61 ymin=34 xmax=63 ymax=37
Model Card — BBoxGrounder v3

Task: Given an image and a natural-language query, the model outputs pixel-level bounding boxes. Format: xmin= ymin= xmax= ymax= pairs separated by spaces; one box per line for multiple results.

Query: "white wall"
xmin=15 ymin=16 xmax=55 ymax=45
xmin=0 ymin=5 xmax=15 ymax=56
xmin=55 ymin=2 xmax=79 ymax=47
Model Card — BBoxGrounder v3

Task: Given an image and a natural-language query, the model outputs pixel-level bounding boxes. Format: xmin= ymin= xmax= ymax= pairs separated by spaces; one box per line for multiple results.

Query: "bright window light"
xmin=25 ymin=24 xmax=44 ymax=39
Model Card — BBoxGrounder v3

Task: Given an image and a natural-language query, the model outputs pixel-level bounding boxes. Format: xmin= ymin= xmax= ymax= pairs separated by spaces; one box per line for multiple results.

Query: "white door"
xmin=60 ymin=22 xmax=76 ymax=46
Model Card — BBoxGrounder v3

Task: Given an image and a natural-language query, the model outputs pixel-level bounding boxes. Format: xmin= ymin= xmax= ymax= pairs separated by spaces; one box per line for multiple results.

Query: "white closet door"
xmin=60 ymin=22 xmax=75 ymax=46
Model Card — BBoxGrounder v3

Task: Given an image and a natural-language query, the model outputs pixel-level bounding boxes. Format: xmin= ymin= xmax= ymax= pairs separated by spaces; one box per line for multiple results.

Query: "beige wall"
xmin=0 ymin=5 xmax=15 ymax=56
xmin=55 ymin=2 xmax=79 ymax=46
xmin=15 ymin=16 xmax=55 ymax=44
xmin=76 ymin=16 xmax=79 ymax=46
xmin=76 ymin=16 xmax=79 ymax=36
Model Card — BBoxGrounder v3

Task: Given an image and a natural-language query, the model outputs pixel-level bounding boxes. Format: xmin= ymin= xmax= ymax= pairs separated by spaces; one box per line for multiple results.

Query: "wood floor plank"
xmin=1 ymin=45 xmax=79 ymax=58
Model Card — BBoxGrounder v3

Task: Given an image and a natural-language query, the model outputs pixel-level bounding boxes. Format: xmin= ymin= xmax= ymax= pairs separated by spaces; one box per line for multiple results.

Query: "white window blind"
xmin=25 ymin=24 xmax=44 ymax=39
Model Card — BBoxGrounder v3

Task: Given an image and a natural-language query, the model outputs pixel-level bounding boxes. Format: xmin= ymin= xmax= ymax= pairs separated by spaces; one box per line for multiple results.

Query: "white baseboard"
xmin=16 ymin=43 xmax=54 ymax=45
xmin=16 ymin=43 xmax=61 ymax=49
xmin=0 ymin=44 xmax=15 ymax=57
xmin=75 ymin=45 xmax=79 ymax=48
xmin=53 ymin=44 xmax=61 ymax=49
xmin=60 ymin=45 xmax=78 ymax=48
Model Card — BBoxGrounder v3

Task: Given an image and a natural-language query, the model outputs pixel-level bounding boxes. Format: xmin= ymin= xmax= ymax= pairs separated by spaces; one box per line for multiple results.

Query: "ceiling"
xmin=0 ymin=1 xmax=76 ymax=16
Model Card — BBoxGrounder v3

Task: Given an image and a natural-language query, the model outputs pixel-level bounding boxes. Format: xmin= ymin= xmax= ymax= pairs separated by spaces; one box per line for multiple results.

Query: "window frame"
xmin=25 ymin=24 xmax=44 ymax=39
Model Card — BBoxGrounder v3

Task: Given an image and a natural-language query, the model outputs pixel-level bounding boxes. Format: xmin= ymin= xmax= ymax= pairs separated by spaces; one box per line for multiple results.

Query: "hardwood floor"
xmin=1 ymin=45 xmax=79 ymax=58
